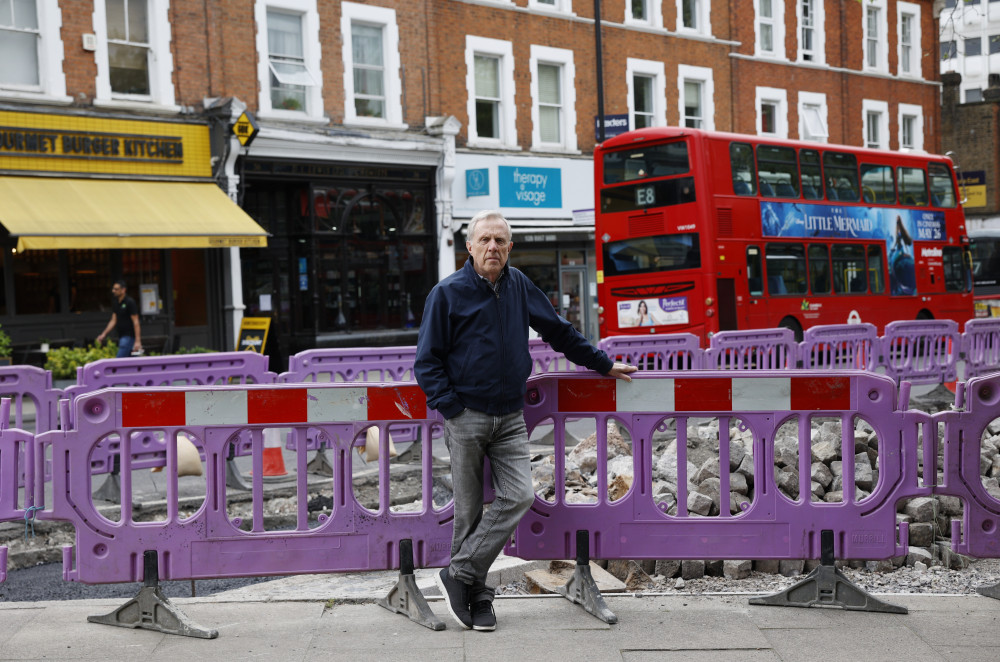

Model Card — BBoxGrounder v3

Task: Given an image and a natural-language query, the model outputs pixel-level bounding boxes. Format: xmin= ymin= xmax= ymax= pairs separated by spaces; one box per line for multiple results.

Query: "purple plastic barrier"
xmin=61 ymin=352 xmax=276 ymax=474
xmin=881 ymin=320 xmax=960 ymax=384
xmin=279 ymin=346 xmax=417 ymax=384
xmin=0 ymin=399 xmax=33 ymax=580
xmin=528 ymin=338 xmax=589 ymax=374
xmin=598 ymin=333 xmax=704 ymax=370
xmin=933 ymin=375 xmax=1000 ymax=559
xmin=799 ymin=323 xmax=880 ymax=372
xmin=961 ymin=318 xmax=1000 ymax=380
xmin=510 ymin=371 xmax=921 ymax=562
xmin=35 ymin=383 xmax=451 ymax=584
xmin=704 ymin=328 xmax=798 ymax=370
xmin=0 ymin=365 xmax=61 ymax=434
xmin=65 ymin=351 xmax=276 ymax=403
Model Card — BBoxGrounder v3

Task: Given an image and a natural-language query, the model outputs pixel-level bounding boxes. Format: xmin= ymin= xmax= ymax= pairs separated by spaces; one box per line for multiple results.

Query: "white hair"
xmin=466 ymin=210 xmax=512 ymax=244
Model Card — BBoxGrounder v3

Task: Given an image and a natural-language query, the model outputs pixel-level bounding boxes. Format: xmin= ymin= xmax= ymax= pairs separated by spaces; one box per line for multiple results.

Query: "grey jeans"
xmin=444 ymin=408 xmax=535 ymax=602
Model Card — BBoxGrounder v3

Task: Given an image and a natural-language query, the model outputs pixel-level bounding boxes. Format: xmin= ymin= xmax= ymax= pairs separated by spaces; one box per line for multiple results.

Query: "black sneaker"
xmin=471 ymin=600 xmax=496 ymax=631
xmin=436 ymin=568 xmax=472 ymax=629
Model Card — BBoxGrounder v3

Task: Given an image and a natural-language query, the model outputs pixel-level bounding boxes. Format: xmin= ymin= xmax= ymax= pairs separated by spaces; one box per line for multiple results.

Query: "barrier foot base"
xmin=557 ymin=530 xmax=617 ymax=624
xmin=88 ymin=551 xmax=219 ymax=639
xmin=92 ymin=471 xmax=121 ymax=504
xmin=378 ymin=574 xmax=445 ymax=631
xmin=306 ymin=449 xmax=334 ymax=476
xmin=749 ymin=565 xmax=907 ymax=614
xmin=975 ymin=582 xmax=1000 ymax=600
xmin=378 ymin=539 xmax=445 ymax=631
xmin=88 ymin=585 xmax=219 ymax=639
xmin=225 ymin=458 xmax=250 ymax=491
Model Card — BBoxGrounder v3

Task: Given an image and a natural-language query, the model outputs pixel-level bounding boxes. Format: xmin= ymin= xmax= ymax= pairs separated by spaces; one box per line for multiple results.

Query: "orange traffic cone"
xmin=944 ymin=381 xmax=957 ymax=394
xmin=261 ymin=428 xmax=292 ymax=481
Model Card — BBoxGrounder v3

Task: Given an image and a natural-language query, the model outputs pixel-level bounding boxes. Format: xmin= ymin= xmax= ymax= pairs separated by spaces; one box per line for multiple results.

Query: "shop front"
xmin=453 ymin=153 xmax=598 ymax=342
xmin=239 ymin=159 xmax=438 ymax=363
xmin=0 ymin=109 xmax=267 ymax=356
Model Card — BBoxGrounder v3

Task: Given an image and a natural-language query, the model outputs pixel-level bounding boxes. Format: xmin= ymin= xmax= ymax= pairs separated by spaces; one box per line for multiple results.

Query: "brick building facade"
xmin=0 ymin=0 xmax=944 ymax=358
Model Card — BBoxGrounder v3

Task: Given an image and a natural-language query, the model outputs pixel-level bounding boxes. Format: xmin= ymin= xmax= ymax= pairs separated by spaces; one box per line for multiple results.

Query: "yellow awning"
xmin=0 ymin=177 xmax=269 ymax=251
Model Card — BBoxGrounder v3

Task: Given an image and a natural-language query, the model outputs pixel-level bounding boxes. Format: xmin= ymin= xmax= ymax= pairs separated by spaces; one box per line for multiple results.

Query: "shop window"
xmin=68 ymin=250 xmax=112 ymax=313
xmin=298 ymin=183 xmax=434 ymax=334
xmin=12 ymin=250 xmax=58 ymax=315
xmin=172 ymin=250 xmax=207 ymax=326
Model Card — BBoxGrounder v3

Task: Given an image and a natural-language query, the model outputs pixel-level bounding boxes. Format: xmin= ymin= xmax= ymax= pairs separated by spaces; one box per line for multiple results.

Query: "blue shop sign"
xmin=498 ymin=165 xmax=561 ymax=208
xmin=466 ymin=168 xmax=489 ymax=197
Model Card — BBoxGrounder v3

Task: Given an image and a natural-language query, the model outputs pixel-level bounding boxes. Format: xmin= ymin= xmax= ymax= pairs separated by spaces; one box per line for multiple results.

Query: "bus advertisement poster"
xmin=617 ymin=296 xmax=688 ymax=328
xmin=760 ymin=202 xmax=946 ymax=297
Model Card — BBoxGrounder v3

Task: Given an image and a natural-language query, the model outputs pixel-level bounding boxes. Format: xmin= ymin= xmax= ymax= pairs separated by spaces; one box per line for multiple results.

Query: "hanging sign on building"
xmin=498 ymin=165 xmax=561 ymax=208
xmin=960 ymin=170 xmax=987 ymax=208
xmin=594 ymin=114 xmax=630 ymax=142
xmin=466 ymin=168 xmax=489 ymax=197
xmin=232 ymin=110 xmax=259 ymax=147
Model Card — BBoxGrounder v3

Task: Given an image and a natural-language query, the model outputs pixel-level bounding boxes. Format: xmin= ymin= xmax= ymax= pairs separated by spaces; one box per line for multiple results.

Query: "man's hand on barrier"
xmin=607 ymin=362 xmax=638 ymax=382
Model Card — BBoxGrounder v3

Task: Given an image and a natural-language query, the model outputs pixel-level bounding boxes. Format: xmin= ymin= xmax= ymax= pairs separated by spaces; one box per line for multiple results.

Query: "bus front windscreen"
xmin=603 ymin=141 xmax=690 ymax=184
xmin=602 ymin=232 xmax=700 ymax=277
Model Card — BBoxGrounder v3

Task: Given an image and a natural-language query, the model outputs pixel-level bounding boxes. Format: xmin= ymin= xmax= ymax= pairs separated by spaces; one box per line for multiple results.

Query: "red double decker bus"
xmin=594 ymin=127 xmax=973 ymax=343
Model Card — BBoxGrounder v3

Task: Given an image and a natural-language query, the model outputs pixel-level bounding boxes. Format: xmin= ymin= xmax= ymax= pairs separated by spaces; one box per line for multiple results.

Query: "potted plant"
xmin=0 ymin=325 xmax=10 ymax=366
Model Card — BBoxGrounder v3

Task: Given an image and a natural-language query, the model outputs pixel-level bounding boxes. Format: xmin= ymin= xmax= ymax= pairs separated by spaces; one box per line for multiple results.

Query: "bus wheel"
xmin=916 ymin=310 xmax=934 ymax=320
xmin=778 ymin=317 xmax=803 ymax=342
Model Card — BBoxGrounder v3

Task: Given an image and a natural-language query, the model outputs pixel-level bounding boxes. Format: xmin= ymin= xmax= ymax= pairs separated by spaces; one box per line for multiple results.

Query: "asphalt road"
xmin=0 ymin=562 xmax=279 ymax=603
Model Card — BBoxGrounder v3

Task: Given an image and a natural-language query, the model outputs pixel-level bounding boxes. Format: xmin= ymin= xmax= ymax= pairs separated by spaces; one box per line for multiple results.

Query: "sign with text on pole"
xmin=498 ymin=165 xmax=561 ymax=208
xmin=232 ymin=110 xmax=259 ymax=148
xmin=236 ymin=317 xmax=270 ymax=353
xmin=595 ymin=114 xmax=630 ymax=142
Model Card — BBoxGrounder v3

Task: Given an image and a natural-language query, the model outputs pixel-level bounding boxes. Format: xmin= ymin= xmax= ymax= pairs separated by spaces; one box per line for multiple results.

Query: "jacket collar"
xmin=464 ymin=257 xmax=509 ymax=289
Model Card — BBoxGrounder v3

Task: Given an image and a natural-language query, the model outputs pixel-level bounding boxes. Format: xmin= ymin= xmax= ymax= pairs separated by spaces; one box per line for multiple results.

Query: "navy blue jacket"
xmin=415 ymin=258 xmax=613 ymax=419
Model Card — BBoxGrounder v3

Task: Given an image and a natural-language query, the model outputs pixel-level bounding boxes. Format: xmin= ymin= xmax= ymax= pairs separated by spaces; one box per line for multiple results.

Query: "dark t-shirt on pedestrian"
xmin=113 ymin=296 xmax=138 ymax=338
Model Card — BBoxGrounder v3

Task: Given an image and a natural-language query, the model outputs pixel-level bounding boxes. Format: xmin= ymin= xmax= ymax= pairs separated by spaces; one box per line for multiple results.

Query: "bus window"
xmin=832 ymin=244 xmax=866 ymax=293
xmin=603 ymin=141 xmax=690 ymax=184
xmin=808 ymin=244 xmax=830 ymax=294
xmin=943 ymin=246 xmax=972 ymax=292
xmin=601 ymin=233 xmax=700 ymax=277
xmin=730 ymin=143 xmax=756 ymax=195
xmin=928 ymin=163 xmax=957 ymax=207
xmin=823 ymin=152 xmax=859 ymax=202
xmin=747 ymin=246 xmax=763 ymax=295
xmin=764 ymin=243 xmax=807 ymax=295
xmin=801 ymin=149 xmax=823 ymax=200
xmin=860 ymin=164 xmax=896 ymax=204
xmin=971 ymin=236 xmax=1000 ymax=292
xmin=867 ymin=245 xmax=885 ymax=293
xmin=757 ymin=145 xmax=799 ymax=198
xmin=898 ymin=167 xmax=929 ymax=206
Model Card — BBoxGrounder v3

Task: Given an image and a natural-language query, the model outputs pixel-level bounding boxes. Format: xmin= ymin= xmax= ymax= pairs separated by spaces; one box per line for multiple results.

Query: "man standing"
xmin=415 ymin=210 xmax=636 ymax=631
xmin=96 ymin=279 xmax=142 ymax=358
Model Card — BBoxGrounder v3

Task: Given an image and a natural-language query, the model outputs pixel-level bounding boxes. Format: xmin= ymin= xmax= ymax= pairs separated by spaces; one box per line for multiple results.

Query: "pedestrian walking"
xmin=96 ymin=279 xmax=142 ymax=358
